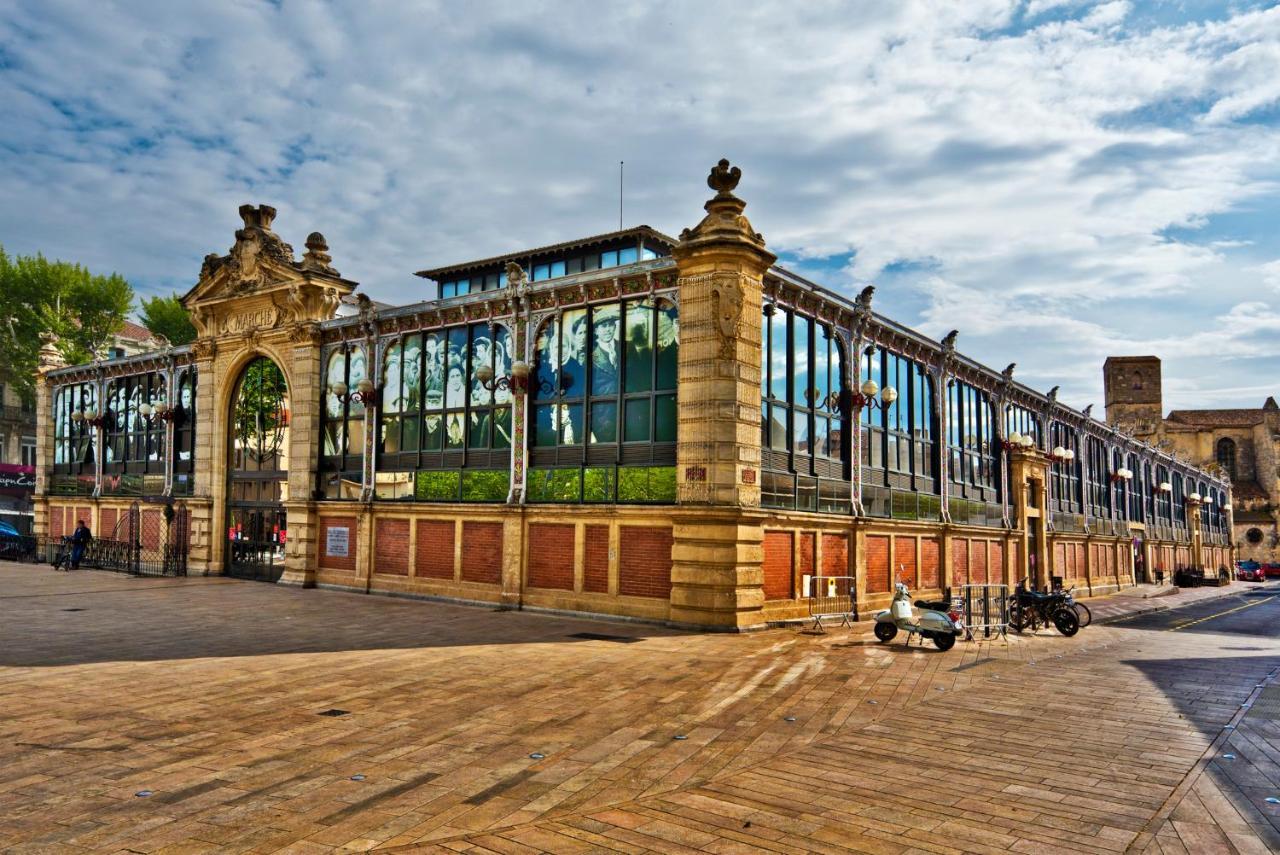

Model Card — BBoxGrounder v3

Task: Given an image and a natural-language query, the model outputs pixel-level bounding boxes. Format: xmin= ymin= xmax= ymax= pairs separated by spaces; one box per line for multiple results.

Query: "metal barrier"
xmin=803 ymin=574 xmax=855 ymax=632
xmin=954 ymin=584 xmax=1009 ymax=640
xmin=0 ymin=502 xmax=189 ymax=578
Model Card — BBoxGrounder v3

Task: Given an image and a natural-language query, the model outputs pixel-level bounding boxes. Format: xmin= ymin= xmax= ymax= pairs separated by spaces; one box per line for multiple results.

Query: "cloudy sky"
xmin=1 ymin=0 xmax=1277 ymax=412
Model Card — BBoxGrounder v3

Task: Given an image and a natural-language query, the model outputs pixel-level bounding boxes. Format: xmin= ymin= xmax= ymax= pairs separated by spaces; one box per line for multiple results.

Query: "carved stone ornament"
xmin=301 ymin=232 xmax=338 ymax=275
xmin=190 ymin=339 xmax=217 ymax=361
xmin=674 ymin=158 xmax=774 ymax=264
xmin=711 ymin=275 xmax=745 ymax=358
xmin=37 ymin=331 xmax=65 ymax=373
xmin=289 ymin=321 xmax=322 ymax=346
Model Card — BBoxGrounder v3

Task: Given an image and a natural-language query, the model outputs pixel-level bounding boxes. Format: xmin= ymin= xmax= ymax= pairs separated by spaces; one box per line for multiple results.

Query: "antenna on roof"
xmin=619 ymin=161 xmax=624 ymax=230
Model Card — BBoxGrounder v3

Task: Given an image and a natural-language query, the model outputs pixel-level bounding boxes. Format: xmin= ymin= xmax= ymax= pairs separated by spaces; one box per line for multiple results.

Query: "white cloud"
xmin=0 ymin=0 xmax=1276 ymax=412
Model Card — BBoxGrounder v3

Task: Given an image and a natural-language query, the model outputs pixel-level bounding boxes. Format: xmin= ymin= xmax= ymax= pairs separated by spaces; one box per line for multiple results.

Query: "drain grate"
xmin=567 ymin=632 xmax=641 ymax=643
xmin=318 ymin=709 xmax=350 ymax=717
xmin=62 ymin=608 xmax=86 ymax=612
xmin=1246 ymin=687 xmax=1280 ymax=721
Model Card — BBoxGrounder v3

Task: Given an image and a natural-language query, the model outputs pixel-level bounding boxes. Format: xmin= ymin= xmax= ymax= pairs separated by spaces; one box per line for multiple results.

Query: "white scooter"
xmin=873 ymin=582 xmax=962 ymax=651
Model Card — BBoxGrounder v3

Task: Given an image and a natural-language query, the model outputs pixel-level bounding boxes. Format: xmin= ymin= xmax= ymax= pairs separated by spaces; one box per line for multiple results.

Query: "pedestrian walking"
xmin=69 ymin=519 xmax=92 ymax=570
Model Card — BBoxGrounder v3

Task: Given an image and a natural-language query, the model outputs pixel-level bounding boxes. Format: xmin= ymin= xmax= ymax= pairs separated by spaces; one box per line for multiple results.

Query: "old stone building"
xmin=29 ymin=162 xmax=1232 ymax=630
xmin=1105 ymin=355 xmax=1277 ymax=565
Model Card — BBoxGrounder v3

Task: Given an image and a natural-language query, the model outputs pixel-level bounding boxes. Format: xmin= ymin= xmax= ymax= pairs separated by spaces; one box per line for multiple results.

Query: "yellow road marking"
xmin=1169 ymin=596 xmax=1276 ymax=631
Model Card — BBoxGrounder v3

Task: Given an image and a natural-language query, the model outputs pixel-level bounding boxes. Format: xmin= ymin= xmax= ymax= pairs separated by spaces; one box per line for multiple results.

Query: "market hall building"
xmin=31 ymin=161 xmax=1234 ymax=630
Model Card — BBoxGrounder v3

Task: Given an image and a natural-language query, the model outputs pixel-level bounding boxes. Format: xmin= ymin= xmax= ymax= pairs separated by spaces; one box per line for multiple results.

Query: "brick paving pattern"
xmin=1 ymin=565 xmax=1277 ymax=853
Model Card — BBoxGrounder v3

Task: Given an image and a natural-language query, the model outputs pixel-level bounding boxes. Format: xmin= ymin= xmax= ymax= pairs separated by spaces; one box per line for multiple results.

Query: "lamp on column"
xmin=1002 ymin=432 xmax=1036 ymax=452
xmin=1050 ymin=446 xmax=1075 ymax=463
xmin=475 ymin=361 xmax=530 ymax=395
xmin=849 ymin=379 xmax=896 ymax=414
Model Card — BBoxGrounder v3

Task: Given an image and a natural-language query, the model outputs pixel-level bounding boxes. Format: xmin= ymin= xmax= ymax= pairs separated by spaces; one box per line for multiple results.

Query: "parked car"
xmin=1237 ymin=560 xmax=1265 ymax=582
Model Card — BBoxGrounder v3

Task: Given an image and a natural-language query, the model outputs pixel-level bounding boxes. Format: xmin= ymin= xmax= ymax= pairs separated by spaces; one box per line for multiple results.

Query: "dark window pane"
xmin=534 ymin=405 xmax=556 ymax=446
xmin=560 ymin=404 xmax=583 ymax=444
xmin=468 ymin=410 xmax=490 ymax=448
xmin=656 ymin=303 xmax=678 ymax=390
xmin=402 ymin=412 xmax=419 ymax=451
xmin=422 ymin=414 xmax=442 ymax=451
xmin=624 ymin=398 xmax=650 ymax=442
xmin=590 ymin=401 xmax=617 ymax=443
xmin=624 ymin=303 xmax=652 ymax=393
xmin=534 ymin=320 xmax=559 ymax=401
xmin=381 ymin=415 xmax=401 ymax=454
xmin=655 ymin=395 xmax=676 ymax=442
xmin=493 ymin=407 xmax=511 ymax=449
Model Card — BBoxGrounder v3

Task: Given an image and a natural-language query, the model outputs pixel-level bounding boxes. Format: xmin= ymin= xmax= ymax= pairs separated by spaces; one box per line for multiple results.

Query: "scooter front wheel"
xmin=874 ymin=622 xmax=897 ymax=642
xmin=933 ymin=632 xmax=957 ymax=651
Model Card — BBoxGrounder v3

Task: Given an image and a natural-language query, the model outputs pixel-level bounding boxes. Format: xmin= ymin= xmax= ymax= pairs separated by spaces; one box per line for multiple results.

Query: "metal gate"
xmin=226 ymin=502 xmax=287 ymax=582
xmin=2 ymin=501 xmax=192 ymax=577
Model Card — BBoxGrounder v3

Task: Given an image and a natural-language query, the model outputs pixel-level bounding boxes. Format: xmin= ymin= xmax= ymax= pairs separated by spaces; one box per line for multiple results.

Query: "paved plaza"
xmin=3 ymin=566 xmax=1280 ymax=853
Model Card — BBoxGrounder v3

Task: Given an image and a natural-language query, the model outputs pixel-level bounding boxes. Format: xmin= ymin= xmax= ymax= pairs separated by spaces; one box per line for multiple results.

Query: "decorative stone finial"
xmin=1083 ymin=403 xmax=1094 ymax=419
xmin=239 ymin=204 xmax=277 ymax=231
xmin=1047 ymin=385 xmax=1059 ymax=403
xmin=302 ymin=231 xmax=336 ymax=274
xmin=37 ymin=331 xmax=65 ymax=373
xmin=941 ymin=330 xmax=958 ymax=351
xmin=707 ymin=158 xmax=742 ymax=196
xmin=1002 ymin=362 xmax=1016 ymax=383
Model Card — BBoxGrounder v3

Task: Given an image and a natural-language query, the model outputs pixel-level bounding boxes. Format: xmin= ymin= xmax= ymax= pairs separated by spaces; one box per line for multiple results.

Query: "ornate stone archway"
xmin=181 ymin=205 xmax=356 ymax=583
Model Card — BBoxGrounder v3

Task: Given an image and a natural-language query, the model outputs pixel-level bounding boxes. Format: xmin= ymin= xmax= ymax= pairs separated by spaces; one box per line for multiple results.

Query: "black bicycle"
xmin=1008 ymin=580 xmax=1079 ymax=636
xmin=1060 ymin=585 xmax=1092 ymax=628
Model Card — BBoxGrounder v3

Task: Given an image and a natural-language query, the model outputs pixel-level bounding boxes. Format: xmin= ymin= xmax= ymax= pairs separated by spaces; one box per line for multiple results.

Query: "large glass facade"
xmin=375 ymin=323 xmax=513 ymax=501
xmin=1085 ymin=435 xmax=1109 ymax=518
xmin=946 ymin=380 xmax=996 ymax=496
xmin=527 ymin=298 xmax=678 ymax=502
xmin=103 ymin=372 xmax=166 ymax=476
xmin=52 ymin=382 xmax=96 ymax=475
xmin=320 ymin=345 xmax=367 ymax=498
xmin=760 ymin=306 xmax=849 ymax=513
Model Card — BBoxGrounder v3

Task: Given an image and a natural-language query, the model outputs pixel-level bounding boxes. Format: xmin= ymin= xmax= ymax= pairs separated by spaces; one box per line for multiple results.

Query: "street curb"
xmin=1096 ymin=584 xmax=1260 ymax=625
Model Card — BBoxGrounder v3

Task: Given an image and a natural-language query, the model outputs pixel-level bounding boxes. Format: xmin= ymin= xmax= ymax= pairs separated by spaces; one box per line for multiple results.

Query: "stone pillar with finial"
xmin=32 ymin=331 xmax=67 ymax=540
xmin=668 ymin=159 xmax=776 ymax=630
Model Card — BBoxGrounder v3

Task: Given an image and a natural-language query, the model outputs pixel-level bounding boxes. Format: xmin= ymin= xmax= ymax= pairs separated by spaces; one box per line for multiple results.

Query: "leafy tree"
xmin=138 ymin=292 xmax=196 ymax=346
xmin=0 ymin=245 xmax=135 ymax=403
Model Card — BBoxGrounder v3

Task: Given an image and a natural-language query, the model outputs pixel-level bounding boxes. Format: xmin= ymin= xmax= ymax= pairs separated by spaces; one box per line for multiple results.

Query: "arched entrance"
xmin=226 ymin=357 xmax=290 ymax=581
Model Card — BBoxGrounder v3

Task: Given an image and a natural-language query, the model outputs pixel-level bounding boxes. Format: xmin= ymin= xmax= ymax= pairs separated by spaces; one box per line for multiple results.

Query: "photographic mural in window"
xmin=759 ymin=306 xmax=848 ymax=512
xmin=103 ymin=372 xmax=166 ymax=474
xmin=174 ymin=369 xmax=197 ymax=469
xmin=321 ymin=346 xmax=366 ymax=464
xmin=52 ymin=382 xmax=96 ymax=473
xmin=527 ymin=298 xmax=677 ymax=503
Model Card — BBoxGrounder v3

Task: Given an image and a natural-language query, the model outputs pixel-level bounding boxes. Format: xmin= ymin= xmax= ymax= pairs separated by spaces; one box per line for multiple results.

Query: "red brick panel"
xmin=461 ymin=521 xmax=503 ymax=585
xmin=822 ymin=533 xmax=849 ymax=580
xmin=971 ymin=540 xmax=988 ymax=584
xmin=374 ymin=518 xmax=410 ymax=575
xmin=619 ymin=526 xmax=673 ymax=599
xmin=76 ymin=506 xmax=92 ymax=532
xmin=798 ymin=533 xmax=815 ymax=588
xmin=953 ymin=538 xmax=969 ymax=587
xmin=528 ymin=523 xmax=575 ymax=590
xmin=1176 ymin=546 xmax=1191 ymax=567
xmin=1053 ymin=542 xmax=1067 ymax=579
xmin=49 ymin=507 xmax=64 ymax=538
xmin=415 ymin=520 xmax=455 ymax=579
xmin=893 ymin=537 xmax=916 ymax=586
xmin=866 ymin=535 xmax=890 ymax=593
xmin=318 ymin=516 xmax=357 ymax=572
xmin=140 ymin=509 xmax=162 ymax=550
xmin=990 ymin=541 xmax=1004 ymax=586
xmin=762 ymin=531 xmax=794 ymax=601
xmin=99 ymin=508 xmax=118 ymax=540
xmin=583 ymin=525 xmax=609 ymax=594
xmin=920 ymin=538 xmax=940 ymax=589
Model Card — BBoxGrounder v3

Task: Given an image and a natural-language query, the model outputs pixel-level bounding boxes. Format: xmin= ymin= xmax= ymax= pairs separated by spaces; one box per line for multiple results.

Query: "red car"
xmin=1237 ymin=561 xmax=1265 ymax=582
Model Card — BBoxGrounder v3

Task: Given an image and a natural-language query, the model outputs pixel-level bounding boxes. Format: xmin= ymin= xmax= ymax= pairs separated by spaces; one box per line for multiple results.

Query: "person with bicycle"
xmin=68 ymin=519 xmax=92 ymax=570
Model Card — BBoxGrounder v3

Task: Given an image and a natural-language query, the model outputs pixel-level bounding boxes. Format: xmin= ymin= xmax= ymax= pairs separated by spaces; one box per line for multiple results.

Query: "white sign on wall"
xmin=326 ymin=526 xmax=350 ymax=558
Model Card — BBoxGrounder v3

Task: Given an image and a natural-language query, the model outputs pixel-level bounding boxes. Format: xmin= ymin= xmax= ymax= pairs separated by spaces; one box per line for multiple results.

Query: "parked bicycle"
xmin=1008 ymin=579 xmax=1079 ymax=636
xmin=1059 ymin=585 xmax=1091 ymax=628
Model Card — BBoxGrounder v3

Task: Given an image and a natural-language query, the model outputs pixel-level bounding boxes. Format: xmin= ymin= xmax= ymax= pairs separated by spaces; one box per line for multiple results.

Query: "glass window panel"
xmin=381 ymin=415 xmax=401 ymax=453
xmin=560 ymin=404 xmax=583 ymax=444
xmin=402 ymin=410 xmax=419 ymax=451
xmin=534 ymin=405 xmax=557 ymax=446
xmin=493 ymin=326 xmax=513 ymax=406
xmin=423 ymin=332 xmax=444 ymax=411
xmin=793 ymin=410 xmax=810 ymax=457
xmin=534 ymin=320 xmax=559 ymax=401
xmin=815 ymin=325 xmax=831 ymax=405
xmin=402 ymin=334 xmax=422 ymax=412
xmin=382 ymin=342 xmax=402 ymax=414
xmin=770 ymin=405 xmax=787 ymax=451
xmin=348 ymin=347 xmax=367 ymax=417
xmin=591 ymin=305 xmax=620 ymax=396
xmin=769 ymin=312 xmax=787 ymax=401
xmin=618 ymin=247 xmax=637 ymax=265
xmin=813 ymin=416 xmax=829 ymax=459
xmin=600 ymin=250 xmax=618 ymax=268
xmin=492 ymin=407 xmax=512 ymax=449
xmin=655 ymin=394 xmax=676 ymax=442
xmin=532 ymin=264 xmax=549 ymax=281
xmin=624 ymin=302 xmax=652 ymax=393
xmin=561 ymin=309 xmax=588 ymax=398
xmin=590 ymin=401 xmax=617 ymax=443
xmin=624 ymin=398 xmax=650 ymax=442
xmin=566 ymin=257 xmax=583 ymax=274
xmin=469 ymin=325 xmax=493 ymax=406
xmin=457 ymin=279 xmax=470 ymax=295
xmin=792 ymin=314 xmax=811 ymax=405
xmin=421 ymin=414 xmax=442 ymax=450
xmin=444 ymin=412 xmax=465 ymax=448
xmin=445 ymin=328 xmax=467 ymax=409
xmin=656 ymin=302 xmax=678 ymax=390
xmin=468 ymin=410 xmax=490 ymax=448
xmin=641 ymin=247 xmax=656 ymax=260
xmin=583 ymin=253 xmax=600 ymax=271
xmin=550 ymin=260 xmax=566 ymax=277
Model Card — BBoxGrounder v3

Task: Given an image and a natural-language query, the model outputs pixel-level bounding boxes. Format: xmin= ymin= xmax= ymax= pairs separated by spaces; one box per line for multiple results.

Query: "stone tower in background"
xmin=1104 ymin=355 xmax=1163 ymax=438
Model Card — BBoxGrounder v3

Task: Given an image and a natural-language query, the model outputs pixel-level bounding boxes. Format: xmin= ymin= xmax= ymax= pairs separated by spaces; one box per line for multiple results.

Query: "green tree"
xmin=0 ymin=245 xmax=135 ymax=403
xmin=138 ymin=292 xmax=197 ymax=346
